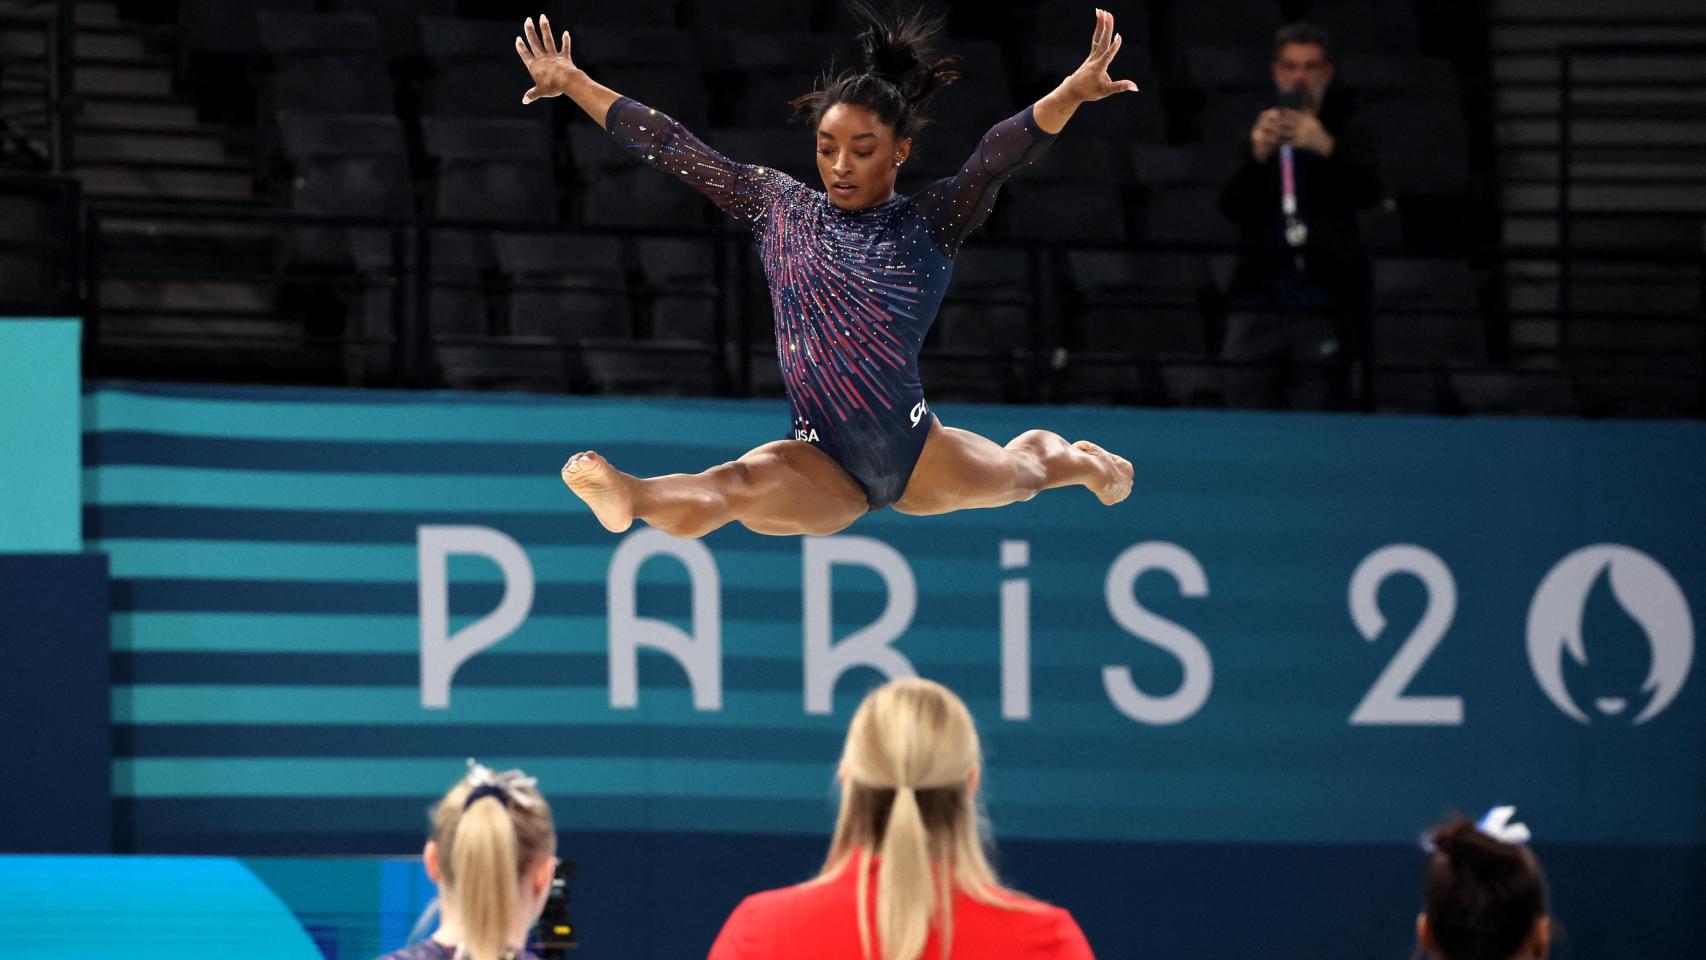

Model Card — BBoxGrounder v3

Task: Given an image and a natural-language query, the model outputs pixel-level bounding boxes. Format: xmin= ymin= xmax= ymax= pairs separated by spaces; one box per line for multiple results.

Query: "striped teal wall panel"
xmin=86 ymin=381 xmax=1706 ymax=853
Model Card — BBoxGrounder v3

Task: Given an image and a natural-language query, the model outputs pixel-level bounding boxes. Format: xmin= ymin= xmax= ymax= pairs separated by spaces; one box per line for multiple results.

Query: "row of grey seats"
xmin=371 ymin=235 xmax=1482 ymax=381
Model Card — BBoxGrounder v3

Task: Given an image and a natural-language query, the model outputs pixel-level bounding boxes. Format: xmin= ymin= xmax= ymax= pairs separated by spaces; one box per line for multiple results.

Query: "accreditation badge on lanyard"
xmin=1279 ymin=144 xmax=1308 ymax=269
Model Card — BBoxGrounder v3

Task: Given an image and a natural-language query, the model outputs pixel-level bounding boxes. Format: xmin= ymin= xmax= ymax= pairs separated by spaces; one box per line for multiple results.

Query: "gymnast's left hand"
xmin=1062 ymin=8 xmax=1140 ymax=102
xmin=515 ymin=13 xmax=581 ymax=104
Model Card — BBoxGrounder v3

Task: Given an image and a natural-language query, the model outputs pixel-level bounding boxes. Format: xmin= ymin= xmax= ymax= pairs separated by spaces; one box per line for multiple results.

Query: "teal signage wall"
xmin=84 ymin=381 xmax=1705 ymax=958
xmin=0 ymin=318 xmax=80 ymax=552
xmin=0 ymin=320 xmax=110 ymax=855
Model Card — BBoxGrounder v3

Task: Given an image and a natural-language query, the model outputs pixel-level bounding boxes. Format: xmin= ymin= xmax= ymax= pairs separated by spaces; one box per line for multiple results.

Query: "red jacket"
xmin=708 ymin=857 xmax=1094 ymax=960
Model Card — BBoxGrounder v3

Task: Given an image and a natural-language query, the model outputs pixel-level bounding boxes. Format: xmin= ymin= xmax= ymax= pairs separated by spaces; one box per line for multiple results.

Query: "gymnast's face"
xmin=816 ymin=103 xmax=912 ymax=211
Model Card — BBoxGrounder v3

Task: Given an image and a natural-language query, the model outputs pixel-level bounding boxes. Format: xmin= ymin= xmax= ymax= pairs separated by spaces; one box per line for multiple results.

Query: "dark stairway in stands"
xmin=69 ymin=0 xmax=341 ymax=383
xmin=1491 ymin=0 xmax=1706 ymax=417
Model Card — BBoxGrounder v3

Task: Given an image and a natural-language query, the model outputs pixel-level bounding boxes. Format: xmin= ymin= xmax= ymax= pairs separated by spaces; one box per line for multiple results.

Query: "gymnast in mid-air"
xmin=517 ymin=3 xmax=1140 ymax=538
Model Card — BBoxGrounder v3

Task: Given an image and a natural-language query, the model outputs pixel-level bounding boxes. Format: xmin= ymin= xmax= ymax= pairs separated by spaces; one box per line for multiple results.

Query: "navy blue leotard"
xmin=605 ymin=96 xmax=1055 ymax=510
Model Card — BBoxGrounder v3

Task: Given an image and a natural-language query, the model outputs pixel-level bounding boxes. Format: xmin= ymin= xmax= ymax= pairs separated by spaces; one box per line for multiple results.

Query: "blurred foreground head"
xmin=426 ymin=761 xmax=558 ymax=960
xmin=823 ymin=676 xmax=1006 ymax=960
xmin=1418 ymin=815 xmax=1550 ymax=960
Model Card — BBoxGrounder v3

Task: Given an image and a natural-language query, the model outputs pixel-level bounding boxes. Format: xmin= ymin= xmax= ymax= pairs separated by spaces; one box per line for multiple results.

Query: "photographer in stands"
xmin=1218 ymin=23 xmax=1383 ymax=408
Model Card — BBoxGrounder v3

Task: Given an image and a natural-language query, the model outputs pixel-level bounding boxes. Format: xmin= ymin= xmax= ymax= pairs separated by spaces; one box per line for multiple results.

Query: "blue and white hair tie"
xmin=1476 ymin=805 xmax=1532 ymax=846
xmin=1421 ymin=805 xmax=1533 ymax=852
xmin=463 ymin=757 xmax=541 ymax=808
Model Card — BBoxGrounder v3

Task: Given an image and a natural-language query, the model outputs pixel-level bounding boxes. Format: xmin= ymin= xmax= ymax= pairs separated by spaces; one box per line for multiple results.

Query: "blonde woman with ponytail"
xmin=380 ymin=761 xmax=559 ymax=960
xmin=709 ymin=678 xmax=1094 ymax=960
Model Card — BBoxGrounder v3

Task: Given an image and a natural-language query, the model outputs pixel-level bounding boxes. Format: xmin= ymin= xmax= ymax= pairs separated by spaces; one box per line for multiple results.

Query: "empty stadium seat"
xmin=495 ymin=233 xmax=723 ymax=396
xmin=572 ymin=26 xmax=708 ymax=129
xmin=925 ymin=247 xmax=1039 ymax=402
xmin=1143 ymin=186 xmax=1238 ymax=245
xmin=936 ymin=247 xmax=1036 ymax=353
xmin=1195 ymin=90 xmax=1277 ymax=146
xmin=1016 ymin=0 xmax=1153 ymax=52
xmin=181 ymin=0 xmax=313 ymax=58
xmin=1066 ymin=249 xmax=1214 ymax=356
xmin=327 ymin=0 xmax=453 ymax=60
xmin=432 ymin=341 xmax=575 ymax=393
xmin=895 ymin=143 xmax=966 ymax=196
xmin=703 ymin=127 xmax=818 ymax=186
xmin=1004 ymin=182 xmax=1131 ymax=242
xmin=721 ymin=30 xmax=848 ymax=127
xmin=257 ymin=11 xmax=392 ymax=115
xmin=577 ymin=24 xmax=703 ymax=69
xmin=1130 ymin=143 xmax=1241 ymax=187
xmin=1370 ymin=257 xmax=1484 ymax=411
xmin=1338 ymin=53 xmax=1458 ymax=99
xmin=1168 ymin=0 xmax=1283 ymax=54
xmin=494 ymin=232 xmax=633 ymax=342
xmin=568 ymin=0 xmax=679 ymax=29
xmin=567 ymin=123 xmax=633 ymax=184
xmin=822 ymin=0 xmax=951 ymax=36
xmin=413 ymin=229 xmax=489 ymax=339
xmin=940 ymin=37 xmax=1011 ymax=93
xmin=1028 ymin=137 xmax=1128 ymax=187
xmin=418 ymin=16 xmax=543 ymax=123
xmin=1357 ymin=199 xmax=1406 ymax=250
xmin=586 ymin=64 xmax=707 ymax=130
xmin=690 ymin=0 xmax=815 ymax=32
xmin=1186 ymin=45 xmax=1270 ymax=92
xmin=637 ymin=237 xmax=722 ymax=342
xmin=1304 ymin=0 xmax=1421 ymax=54
xmin=1094 ymin=86 xmax=1171 ymax=143
xmin=1025 ymin=34 xmax=1154 ymax=81
xmin=1451 ymin=370 xmax=1577 ymax=417
xmin=350 ymin=229 xmax=489 ymax=385
xmin=931 ymin=83 xmax=1026 ymax=145
xmin=1361 ymin=95 xmax=1469 ymax=195
xmin=568 ymin=116 xmax=727 ymax=226
xmin=277 ymin=112 xmax=412 ymax=266
xmin=422 ymin=117 xmax=557 ymax=223
xmin=582 ymin=168 xmax=711 ymax=228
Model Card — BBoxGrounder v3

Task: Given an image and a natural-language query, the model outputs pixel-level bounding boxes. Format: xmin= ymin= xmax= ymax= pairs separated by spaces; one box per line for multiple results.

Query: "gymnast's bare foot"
xmin=1073 ymin=440 xmax=1133 ymax=506
xmin=561 ymin=451 xmax=636 ymax=532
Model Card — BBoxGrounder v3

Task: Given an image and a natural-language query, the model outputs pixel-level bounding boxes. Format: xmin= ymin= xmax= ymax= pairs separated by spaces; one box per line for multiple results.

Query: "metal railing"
xmin=67 ymin=199 xmax=1706 ymax=418
xmin=1556 ymin=43 xmax=1706 ymax=363
xmin=0 ymin=172 xmax=80 ymax=314
xmin=0 ymin=1 xmax=73 ymax=172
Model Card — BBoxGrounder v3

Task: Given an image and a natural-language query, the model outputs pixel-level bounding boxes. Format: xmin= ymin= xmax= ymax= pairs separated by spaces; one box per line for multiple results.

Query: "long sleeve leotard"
xmin=604 ymin=96 xmax=1055 ymax=509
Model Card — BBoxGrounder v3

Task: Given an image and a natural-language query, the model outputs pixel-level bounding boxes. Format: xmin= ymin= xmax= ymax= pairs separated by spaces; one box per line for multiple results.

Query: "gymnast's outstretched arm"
xmin=913 ymin=8 xmax=1141 ymax=256
xmin=514 ymin=14 xmax=795 ymax=226
xmin=1031 ymin=7 xmax=1141 ymax=134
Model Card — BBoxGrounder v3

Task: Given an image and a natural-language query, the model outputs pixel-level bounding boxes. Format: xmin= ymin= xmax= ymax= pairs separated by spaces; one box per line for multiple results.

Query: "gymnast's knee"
xmin=712 ymin=459 xmax=759 ymax=505
xmin=1014 ymin=447 xmax=1062 ymax=496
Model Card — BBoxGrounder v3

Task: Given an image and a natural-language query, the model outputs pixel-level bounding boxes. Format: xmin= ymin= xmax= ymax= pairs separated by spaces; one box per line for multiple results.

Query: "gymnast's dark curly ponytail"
xmin=1423 ymin=817 xmax=1549 ymax=960
xmin=790 ymin=1 xmax=960 ymax=140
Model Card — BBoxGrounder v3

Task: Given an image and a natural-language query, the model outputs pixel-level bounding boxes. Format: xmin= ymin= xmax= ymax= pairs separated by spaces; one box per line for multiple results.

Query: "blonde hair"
xmin=819 ymin=678 xmax=1033 ymax=960
xmin=430 ymin=763 xmax=556 ymax=960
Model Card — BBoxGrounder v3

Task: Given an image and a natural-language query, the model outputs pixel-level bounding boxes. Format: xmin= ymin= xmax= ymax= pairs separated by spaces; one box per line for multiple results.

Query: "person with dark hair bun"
xmin=1418 ymin=814 xmax=1551 ymax=960
xmin=514 ymin=5 xmax=1142 ymax=538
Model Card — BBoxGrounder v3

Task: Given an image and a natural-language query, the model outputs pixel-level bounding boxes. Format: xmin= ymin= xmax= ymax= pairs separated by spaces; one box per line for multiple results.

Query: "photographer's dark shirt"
xmin=1218 ymin=86 xmax=1384 ymax=311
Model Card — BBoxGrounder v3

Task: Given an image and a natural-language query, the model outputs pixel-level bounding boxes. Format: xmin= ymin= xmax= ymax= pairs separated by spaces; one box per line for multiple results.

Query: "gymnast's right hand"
xmin=515 ymin=14 xmax=579 ymax=104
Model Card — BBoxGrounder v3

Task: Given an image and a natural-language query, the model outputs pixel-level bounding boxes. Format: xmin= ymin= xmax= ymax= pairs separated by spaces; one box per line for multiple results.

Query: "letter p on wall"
xmin=419 ymin=526 xmax=536 ymax=708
